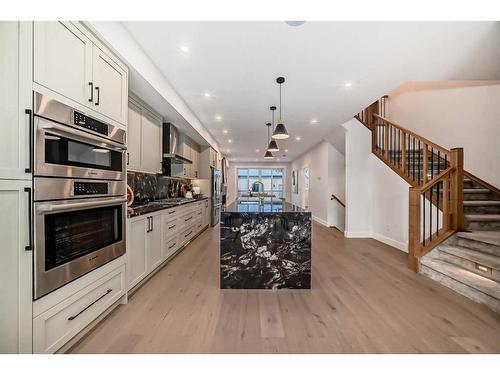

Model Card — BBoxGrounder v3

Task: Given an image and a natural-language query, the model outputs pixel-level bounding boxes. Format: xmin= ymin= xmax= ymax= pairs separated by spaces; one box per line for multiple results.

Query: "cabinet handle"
xmin=88 ymin=82 xmax=93 ymax=102
xmin=146 ymin=216 xmax=151 ymax=232
xmin=25 ymin=109 xmax=33 ymax=173
xmin=126 ymin=152 xmax=130 ymax=166
xmin=168 ymin=210 xmax=175 ymax=214
xmin=184 ymin=231 xmax=193 ymax=238
xmin=185 ymin=216 xmax=193 ymax=222
xmin=68 ymin=288 xmax=113 ymax=321
xmin=168 ymin=224 xmax=176 ymax=230
xmin=95 ymin=86 xmax=100 ymax=106
xmin=168 ymin=242 xmax=177 ymax=249
xmin=151 ymin=216 xmax=154 ymax=231
xmin=24 ymin=187 xmax=33 ymax=251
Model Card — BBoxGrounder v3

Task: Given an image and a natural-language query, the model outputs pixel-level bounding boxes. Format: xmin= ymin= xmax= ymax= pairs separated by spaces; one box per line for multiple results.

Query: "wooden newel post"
xmin=408 ymin=187 xmax=421 ymax=272
xmin=450 ymin=148 xmax=465 ymax=231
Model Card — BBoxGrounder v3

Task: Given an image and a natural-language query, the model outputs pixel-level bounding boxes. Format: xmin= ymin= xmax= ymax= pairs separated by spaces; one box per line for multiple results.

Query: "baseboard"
xmin=344 ymin=231 xmax=371 ymax=238
xmin=313 ymin=216 xmax=328 ymax=227
xmin=371 ymin=232 xmax=408 ymax=252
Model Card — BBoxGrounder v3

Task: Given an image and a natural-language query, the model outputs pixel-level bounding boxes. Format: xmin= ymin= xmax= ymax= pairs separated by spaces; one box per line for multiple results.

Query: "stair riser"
xmin=464 ymin=192 xmax=500 ymax=201
xmin=464 ymin=205 xmax=500 ymax=215
xmin=420 ymin=265 xmax=500 ymax=313
xmin=437 ymin=250 xmax=500 ymax=282
xmin=467 ymin=220 xmax=500 ymax=231
xmin=456 ymin=237 xmax=500 ymax=257
xmin=464 ymin=180 xmax=482 ymax=189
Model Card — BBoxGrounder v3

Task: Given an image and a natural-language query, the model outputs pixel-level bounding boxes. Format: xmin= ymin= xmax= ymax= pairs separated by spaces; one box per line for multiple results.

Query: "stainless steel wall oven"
xmin=33 ymin=93 xmax=127 ymax=299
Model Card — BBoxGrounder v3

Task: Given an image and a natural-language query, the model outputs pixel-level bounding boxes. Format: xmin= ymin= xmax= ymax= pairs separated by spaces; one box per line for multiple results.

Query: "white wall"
xmin=387 ymin=81 xmax=500 ymax=188
xmin=328 ymin=144 xmax=346 ymax=231
xmin=343 ymin=118 xmax=410 ymax=252
xmin=226 ymin=162 xmax=291 ymax=205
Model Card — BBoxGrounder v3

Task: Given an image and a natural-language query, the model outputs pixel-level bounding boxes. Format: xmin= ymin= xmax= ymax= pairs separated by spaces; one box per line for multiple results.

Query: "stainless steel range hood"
xmin=162 ymin=123 xmax=192 ymax=164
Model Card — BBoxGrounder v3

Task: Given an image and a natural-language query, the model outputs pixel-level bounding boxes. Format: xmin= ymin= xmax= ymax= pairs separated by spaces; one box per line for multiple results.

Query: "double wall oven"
xmin=33 ymin=93 xmax=127 ymax=299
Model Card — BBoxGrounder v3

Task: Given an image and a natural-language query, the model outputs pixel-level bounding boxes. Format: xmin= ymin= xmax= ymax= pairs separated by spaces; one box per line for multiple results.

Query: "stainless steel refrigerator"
xmin=211 ymin=168 xmax=222 ymax=226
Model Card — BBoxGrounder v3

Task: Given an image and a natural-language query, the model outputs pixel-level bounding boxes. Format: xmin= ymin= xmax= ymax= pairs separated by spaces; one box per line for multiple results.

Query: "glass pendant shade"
xmin=267 ymin=139 xmax=279 ymax=152
xmin=272 ymin=123 xmax=289 ymax=139
xmin=263 ymin=150 xmax=274 ymax=159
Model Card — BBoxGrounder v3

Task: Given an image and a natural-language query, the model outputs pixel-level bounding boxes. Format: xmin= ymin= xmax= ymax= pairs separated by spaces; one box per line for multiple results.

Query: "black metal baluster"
xmin=412 ymin=136 xmax=416 ymax=181
xmin=444 ymin=154 xmax=448 ymax=169
xmin=436 ymin=181 xmax=440 ymax=236
xmin=438 ymin=150 xmax=441 ymax=175
xmin=423 ymin=191 xmax=426 ymax=246
xmin=418 ymin=140 xmax=421 ymax=184
xmin=406 ymin=135 xmax=410 ymax=176
xmin=431 ymin=148 xmax=434 ymax=180
xmin=430 ymin=186 xmax=433 ymax=241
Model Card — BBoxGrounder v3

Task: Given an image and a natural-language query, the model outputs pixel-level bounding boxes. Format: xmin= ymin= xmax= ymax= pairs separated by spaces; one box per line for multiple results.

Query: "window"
xmin=237 ymin=168 xmax=285 ymax=200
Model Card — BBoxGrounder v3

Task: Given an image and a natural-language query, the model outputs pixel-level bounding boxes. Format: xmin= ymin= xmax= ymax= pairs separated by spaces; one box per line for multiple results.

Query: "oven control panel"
xmin=74 ymin=181 xmax=109 ymax=196
xmin=74 ymin=111 xmax=109 ymax=136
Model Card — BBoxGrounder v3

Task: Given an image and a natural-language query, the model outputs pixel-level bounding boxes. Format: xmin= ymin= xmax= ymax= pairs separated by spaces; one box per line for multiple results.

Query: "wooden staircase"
xmin=355 ymin=98 xmax=500 ymax=313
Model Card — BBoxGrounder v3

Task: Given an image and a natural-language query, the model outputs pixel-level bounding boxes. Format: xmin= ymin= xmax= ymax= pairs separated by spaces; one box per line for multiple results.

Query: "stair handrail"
xmin=330 ymin=193 xmax=346 ymax=208
xmin=355 ymin=98 xmax=465 ymax=271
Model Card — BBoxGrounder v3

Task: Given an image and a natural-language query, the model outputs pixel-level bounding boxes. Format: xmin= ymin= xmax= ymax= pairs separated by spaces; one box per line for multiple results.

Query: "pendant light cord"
xmin=272 ymin=109 xmax=275 ymax=131
xmin=279 ymin=83 xmax=282 ymax=121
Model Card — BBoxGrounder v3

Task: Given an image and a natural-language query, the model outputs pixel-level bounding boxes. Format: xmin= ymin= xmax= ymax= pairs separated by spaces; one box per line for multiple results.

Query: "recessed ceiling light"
xmin=295 ymin=136 xmax=301 ymax=141
xmin=215 ymin=115 xmax=222 ymax=121
xmin=180 ymin=45 xmax=189 ymax=53
xmin=223 ymin=130 xmax=228 ymax=134
xmin=228 ymin=139 xmax=232 ymax=143
xmin=255 ymin=149 xmax=260 ymax=153
xmin=285 ymin=149 xmax=289 ymax=153
xmin=345 ymin=82 xmax=352 ymax=87
xmin=311 ymin=119 xmax=318 ymax=124
xmin=204 ymin=92 xmax=211 ymax=97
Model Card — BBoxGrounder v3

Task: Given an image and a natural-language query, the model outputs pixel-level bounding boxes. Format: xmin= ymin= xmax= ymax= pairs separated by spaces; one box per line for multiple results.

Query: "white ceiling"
xmin=122 ymin=21 xmax=500 ymax=161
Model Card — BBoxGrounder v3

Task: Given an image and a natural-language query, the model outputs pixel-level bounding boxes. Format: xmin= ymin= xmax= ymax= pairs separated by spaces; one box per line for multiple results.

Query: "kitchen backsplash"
xmin=127 ymin=172 xmax=191 ymax=204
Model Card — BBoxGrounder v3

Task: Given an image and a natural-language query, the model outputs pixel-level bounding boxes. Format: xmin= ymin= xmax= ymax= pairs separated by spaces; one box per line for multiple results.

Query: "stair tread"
xmin=464 ymin=188 xmax=491 ymax=193
xmin=464 ymin=200 xmax=500 ymax=206
xmin=420 ymin=258 xmax=500 ymax=299
xmin=457 ymin=231 xmax=500 ymax=247
xmin=438 ymin=245 xmax=500 ymax=270
xmin=465 ymin=214 xmax=500 ymax=221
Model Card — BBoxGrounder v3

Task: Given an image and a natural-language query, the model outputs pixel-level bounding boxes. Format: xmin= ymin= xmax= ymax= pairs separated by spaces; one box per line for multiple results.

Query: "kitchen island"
xmin=220 ymin=200 xmax=311 ymax=289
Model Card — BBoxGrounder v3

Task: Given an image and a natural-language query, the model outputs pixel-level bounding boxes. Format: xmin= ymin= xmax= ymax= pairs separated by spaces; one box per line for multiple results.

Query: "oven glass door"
xmin=44 ymin=204 xmax=122 ymax=271
xmin=44 ymin=132 xmax=123 ymax=172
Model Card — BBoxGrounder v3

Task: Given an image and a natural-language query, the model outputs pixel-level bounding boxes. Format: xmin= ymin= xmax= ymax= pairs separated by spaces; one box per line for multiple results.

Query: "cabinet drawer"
xmin=163 ymin=236 xmax=180 ymax=260
xmin=163 ymin=216 xmax=178 ymax=241
xmin=33 ymin=264 xmax=125 ymax=353
xmin=180 ymin=211 xmax=196 ymax=229
xmin=179 ymin=225 xmax=195 ymax=246
xmin=194 ymin=218 xmax=203 ymax=233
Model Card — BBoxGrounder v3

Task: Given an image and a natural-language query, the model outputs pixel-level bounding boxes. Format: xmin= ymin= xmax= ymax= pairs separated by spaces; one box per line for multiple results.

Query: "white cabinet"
xmin=127 ymin=217 xmax=148 ymax=290
xmin=202 ymin=199 xmax=210 ymax=228
xmin=92 ymin=46 xmax=128 ymax=125
xmin=0 ymin=180 xmax=33 ymax=353
xmin=126 ymin=212 xmax=162 ymax=291
xmin=146 ymin=212 xmax=163 ymax=272
xmin=0 ymin=21 xmax=32 ymax=180
xmin=127 ymin=101 xmax=142 ymax=170
xmin=34 ymin=21 xmax=128 ymax=127
xmin=174 ymin=135 xmax=200 ymax=179
xmin=34 ymin=21 xmax=93 ymax=109
xmin=199 ymin=147 xmax=218 ymax=179
xmin=127 ymin=99 xmax=162 ymax=174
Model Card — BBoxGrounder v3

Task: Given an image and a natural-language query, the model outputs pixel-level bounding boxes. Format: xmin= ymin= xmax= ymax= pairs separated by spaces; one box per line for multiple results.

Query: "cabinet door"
xmin=0 ymin=22 xmax=32 ymax=180
xmin=141 ymin=111 xmax=162 ymax=174
xmin=34 ymin=21 xmax=93 ymax=107
xmin=127 ymin=101 xmax=142 ymax=171
xmin=127 ymin=218 xmax=147 ymax=290
xmin=0 ymin=180 xmax=33 ymax=353
xmin=147 ymin=214 xmax=163 ymax=272
xmin=92 ymin=45 xmax=128 ymax=126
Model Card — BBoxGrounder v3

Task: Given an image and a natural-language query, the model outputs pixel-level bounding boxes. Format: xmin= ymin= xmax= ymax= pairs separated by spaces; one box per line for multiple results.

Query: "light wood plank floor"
xmin=69 ymin=222 xmax=500 ymax=354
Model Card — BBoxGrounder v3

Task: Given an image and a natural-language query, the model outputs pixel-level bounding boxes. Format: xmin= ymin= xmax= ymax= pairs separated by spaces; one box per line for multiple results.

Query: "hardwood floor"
xmin=69 ymin=222 xmax=500 ymax=354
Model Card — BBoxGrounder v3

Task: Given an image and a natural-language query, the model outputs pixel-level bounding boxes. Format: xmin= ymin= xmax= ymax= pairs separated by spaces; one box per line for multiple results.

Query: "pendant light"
xmin=272 ymin=77 xmax=290 ymax=139
xmin=264 ymin=123 xmax=274 ymax=159
xmin=267 ymin=106 xmax=279 ymax=152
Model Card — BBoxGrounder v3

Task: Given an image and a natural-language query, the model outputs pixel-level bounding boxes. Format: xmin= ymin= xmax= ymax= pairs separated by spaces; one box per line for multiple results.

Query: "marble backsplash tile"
xmin=127 ymin=172 xmax=191 ymax=204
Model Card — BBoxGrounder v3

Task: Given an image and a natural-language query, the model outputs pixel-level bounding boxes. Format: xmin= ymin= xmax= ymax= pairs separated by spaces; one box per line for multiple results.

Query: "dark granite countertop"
xmin=223 ymin=200 xmax=308 ymax=213
xmin=127 ymin=197 xmax=208 ymax=218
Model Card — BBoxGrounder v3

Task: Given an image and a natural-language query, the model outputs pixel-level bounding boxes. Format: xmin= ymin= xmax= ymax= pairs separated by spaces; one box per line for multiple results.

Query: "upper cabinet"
xmin=199 ymin=146 xmax=218 ymax=179
xmin=34 ymin=21 xmax=128 ymax=128
xmin=173 ymin=135 xmax=200 ymax=179
xmin=0 ymin=22 xmax=32 ymax=180
xmin=127 ymin=98 xmax=162 ymax=174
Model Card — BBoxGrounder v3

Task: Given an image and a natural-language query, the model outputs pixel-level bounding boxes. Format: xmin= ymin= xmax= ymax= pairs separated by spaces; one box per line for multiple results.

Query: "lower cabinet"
xmin=32 ymin=258 xmax=126 ymax=354
xmin=0 ymin=180 xmax=33 ymax=353
xmin=126 ymin=199 xmax=210 ymax=292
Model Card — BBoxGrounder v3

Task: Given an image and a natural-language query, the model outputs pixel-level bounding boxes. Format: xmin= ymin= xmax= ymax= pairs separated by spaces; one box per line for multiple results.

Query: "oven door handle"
xmin=40 ymin=121 xmax=127 ymax=151
xmin=37 ymin=198 xmax=127 ymax=213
